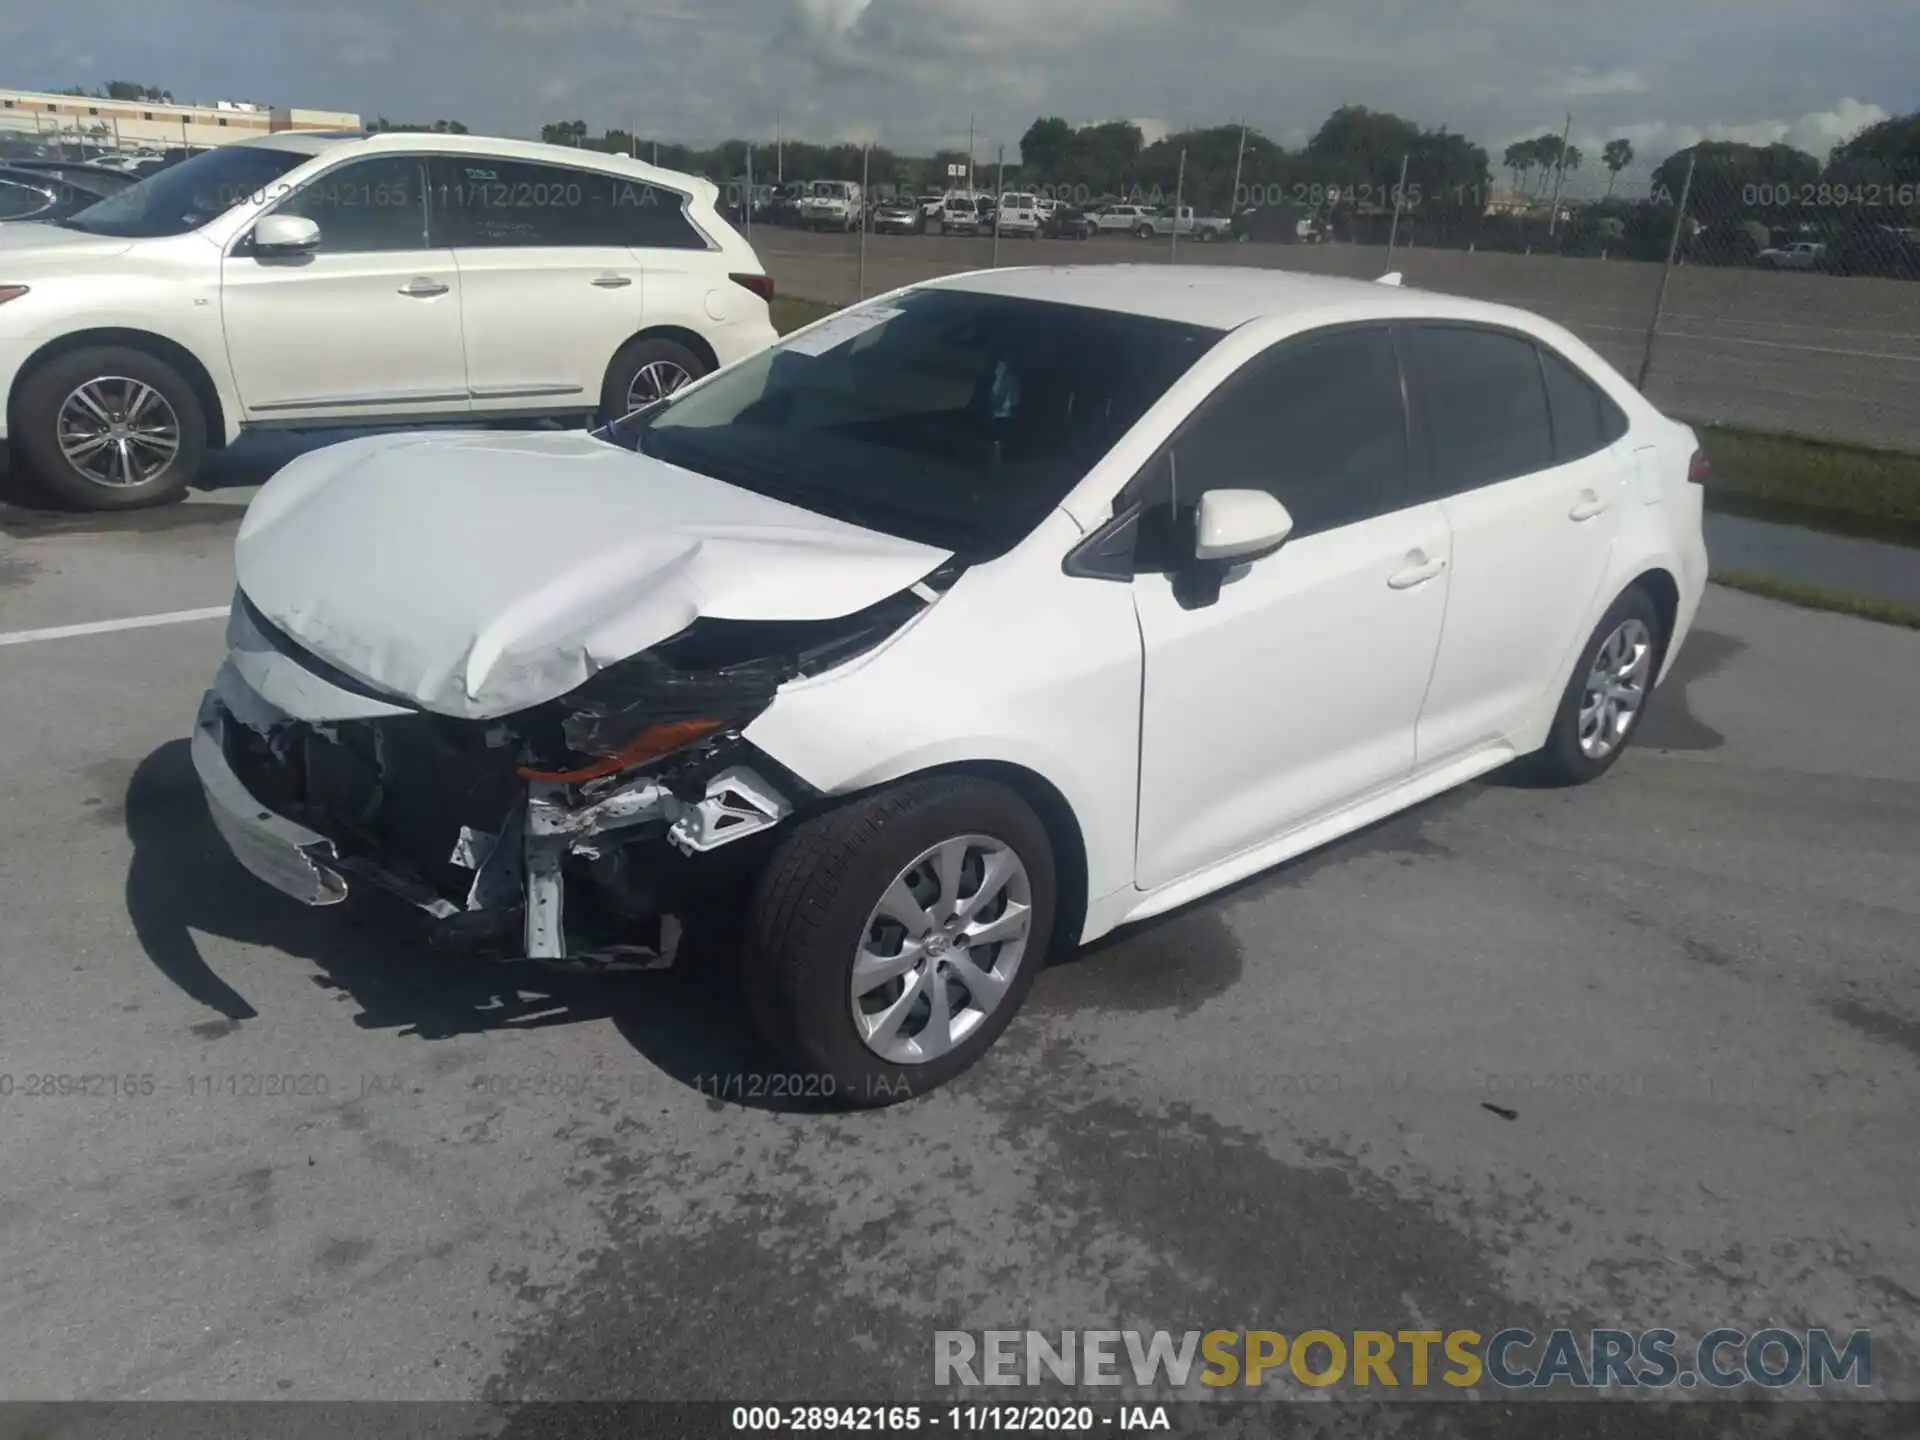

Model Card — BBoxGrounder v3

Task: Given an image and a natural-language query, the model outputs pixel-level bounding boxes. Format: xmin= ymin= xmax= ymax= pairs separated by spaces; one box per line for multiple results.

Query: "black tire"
xmin=14 ymin=346 xmax=206 ymax=510
xmin=1521 ymin=586 xmax=1667 ymax=786
xmin=599 ymin=336 xmax=707 ymax=422
xmin=743 ymin=775 xmax=1057 ymax=1107
xmin=1135 ymin=225 xmax=1155 ymax=240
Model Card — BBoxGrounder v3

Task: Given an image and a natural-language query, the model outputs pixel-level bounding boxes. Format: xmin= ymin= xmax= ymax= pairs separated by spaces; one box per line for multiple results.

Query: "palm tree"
xmin=1602 ymin=138 xmax=1634 ymax=198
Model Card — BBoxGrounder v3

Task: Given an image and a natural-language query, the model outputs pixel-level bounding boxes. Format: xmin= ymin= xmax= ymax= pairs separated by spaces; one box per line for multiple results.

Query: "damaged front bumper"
xmin=191 ymin=664 xmax=796 ymax=969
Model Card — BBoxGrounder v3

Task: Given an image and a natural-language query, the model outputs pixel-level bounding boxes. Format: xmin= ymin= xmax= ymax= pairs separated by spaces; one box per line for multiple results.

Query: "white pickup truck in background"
xmin=1133 ymin=206 xmax=1234 ymax=242
xmin=1757 ymin=240 xmax=1826 ymax=271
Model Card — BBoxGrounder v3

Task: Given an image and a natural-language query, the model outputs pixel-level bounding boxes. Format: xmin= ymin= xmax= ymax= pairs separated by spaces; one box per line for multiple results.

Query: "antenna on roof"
xmin=1377 ymin=271 xmax=1404 ymax=286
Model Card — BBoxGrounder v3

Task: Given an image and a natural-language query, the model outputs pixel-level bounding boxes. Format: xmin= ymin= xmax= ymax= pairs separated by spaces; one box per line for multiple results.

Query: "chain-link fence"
xmin=634 ymin=121 xmax=1919 ymax=456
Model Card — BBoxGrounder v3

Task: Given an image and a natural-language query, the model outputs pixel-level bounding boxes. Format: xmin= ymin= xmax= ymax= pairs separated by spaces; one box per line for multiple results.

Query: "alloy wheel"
xmin=1578 ymin=617 xmax=1654 ymax=760
xmin=625 ymin=359 xmax=693 ymax=412
xmin=849 ymin=834 xmax=1034 ymax=1065
xmin=56 ymin=377 xmax=181 ymax=489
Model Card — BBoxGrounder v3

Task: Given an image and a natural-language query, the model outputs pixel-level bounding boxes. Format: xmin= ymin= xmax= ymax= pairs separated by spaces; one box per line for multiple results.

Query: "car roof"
xmin=922 ymin=264 xmax=1553 ymax=333
xmin=230 ymin=131 xmax=712 ymax=194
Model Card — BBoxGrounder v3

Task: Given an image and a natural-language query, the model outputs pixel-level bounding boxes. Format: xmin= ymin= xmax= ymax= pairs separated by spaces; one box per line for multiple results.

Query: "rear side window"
xmin=1402 ymin=324 xmax=1555 ymax=496
xmin=432 ymin=156 xmax=705 ymax=250
xmin=1168 ymin=325 xmax=1409 ymax=539
xmin=1539 ymin=344 xmax=1628 ymax=461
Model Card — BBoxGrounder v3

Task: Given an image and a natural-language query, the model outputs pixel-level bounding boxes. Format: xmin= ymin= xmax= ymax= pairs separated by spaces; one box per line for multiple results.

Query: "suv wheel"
xmin=1522 ymin=586 xmax=1666 ymax=786
xmin=600 ymin=337 xmax=707 ymax=423
xmin=743 ymin=776 xmax=1056 ymax=1106
xmin=15 ymin=347 xmax=206 ymax=509
xmin=1135 ymin=224 xmax=1156 ymax=240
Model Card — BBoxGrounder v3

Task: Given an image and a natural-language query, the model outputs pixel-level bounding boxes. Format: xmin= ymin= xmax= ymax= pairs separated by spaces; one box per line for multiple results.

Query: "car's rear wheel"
xmin=1135 ymin=224 xmax=1155 ymax=240
xmin=15 ymin=346 xmax=206 ymax=510
xmin=600 ymin=336 xmax=707 ymax=423
xmin=743 ymin=775 xmax=1056 ymax=1107
xmin=1522 ymin=587 xmax=1666 ymax=786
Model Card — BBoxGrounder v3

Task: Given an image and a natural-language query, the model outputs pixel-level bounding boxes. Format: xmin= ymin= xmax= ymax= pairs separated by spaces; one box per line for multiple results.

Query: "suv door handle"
xmin=1388 ymin=553 xmax=1447 ymax=590
xmin=1569 ymin=491 xmax=1610 ymax=522
xmin=591 ymin=275 xmax=633 ymax=289
xmin=398 ymin=279 xmax=449 ymax=298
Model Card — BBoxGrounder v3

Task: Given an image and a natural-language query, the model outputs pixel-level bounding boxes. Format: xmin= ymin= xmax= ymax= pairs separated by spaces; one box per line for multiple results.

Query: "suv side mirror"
xmin=252 ymin=214 xmax=321 ymax=255
xmin=1194 ymin=489 xmax=1293 ymax=563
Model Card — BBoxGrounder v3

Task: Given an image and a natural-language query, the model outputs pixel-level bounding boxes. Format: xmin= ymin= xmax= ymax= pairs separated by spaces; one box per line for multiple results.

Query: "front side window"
xmin=603 ymin=289 xmax=1223 ymax=558
xmin=271 ymin=155 xmax=428 ymax=252
xmin=58 ymin=143 xmax=308 ymax=237
xmin=1160 ymin=325 xmax=1410 ymax=540
xmin=1401 ymin=324 xmax=1555 ymax=496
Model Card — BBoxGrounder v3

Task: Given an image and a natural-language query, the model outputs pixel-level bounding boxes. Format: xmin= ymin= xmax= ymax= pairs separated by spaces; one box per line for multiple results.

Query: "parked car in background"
xmin=917 ymin=193 xmax=947 ymax=225
xmin=1041 ymin=202 xmax=1096 ymax=240
xmin=0 ymin=131 xmax=778 ymax=509
xmin=1756 ymin=240 xmax=1825 ymax=271
xmin=935 ymin=192 xmax=994 ymax=235
xmin=798 ymin=179 xmax=863 ymax=231
xmin=870 ymin=195 xmax=926 ymax=235
xmin=994 ymin=193 xmax=1042 ymax=237
xmin=1085 ymin=203 xmax=1154 ymax=235
xmin=1231 ymin=202 xmax=1323 ymax=244
xmin=190 ymin=266 xmax=1708 ymax=1103
xmin=0 ymin=165 xmax=131 ymax=225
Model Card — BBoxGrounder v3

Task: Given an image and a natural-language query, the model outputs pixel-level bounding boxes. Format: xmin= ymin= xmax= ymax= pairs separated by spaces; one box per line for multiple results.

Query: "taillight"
xmin=0 ymin=285 xmax=29 ymax=306
xmin=730 ymin=272 xmax=774 ymax=302
xmin=1687 ymin=448 xmax=1710 ymax=486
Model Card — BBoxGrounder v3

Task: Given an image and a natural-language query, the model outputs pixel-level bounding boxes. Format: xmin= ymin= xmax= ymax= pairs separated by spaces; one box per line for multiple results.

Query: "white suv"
xmin=0 ymin=131 xmax=778 ymax=509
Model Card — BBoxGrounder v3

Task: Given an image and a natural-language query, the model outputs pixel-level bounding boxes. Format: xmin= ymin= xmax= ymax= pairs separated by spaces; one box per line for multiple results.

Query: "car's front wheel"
xmin=1523 ymin=586 xmax=1666 ymax=785
xmin=743 ymin=776 xmax=1056 ymax=1106
xmin=600 ymin=336 xmax=707 ymax=423
xmin=15 ymin=346 xmax=207 ymax=509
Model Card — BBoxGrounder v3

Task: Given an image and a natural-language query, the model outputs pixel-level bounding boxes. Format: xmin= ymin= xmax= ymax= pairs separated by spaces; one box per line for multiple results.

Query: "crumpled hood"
xmin=234 ymin=430 xmax=951 ymax=720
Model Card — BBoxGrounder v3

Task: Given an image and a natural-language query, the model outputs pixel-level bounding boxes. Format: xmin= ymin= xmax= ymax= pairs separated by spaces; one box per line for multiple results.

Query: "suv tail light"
xmin=1687 ymin=448 xmax=1710 ymax=486
xmin=0 ymin=285 xmax=29 ymax=306
xmin=730 ymin=272 xmax=774 ymax=303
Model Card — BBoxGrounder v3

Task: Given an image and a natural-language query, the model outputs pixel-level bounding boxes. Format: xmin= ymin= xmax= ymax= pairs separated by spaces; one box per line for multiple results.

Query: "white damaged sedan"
xmin=194 ymin=265 xmax=1708 ymax=1101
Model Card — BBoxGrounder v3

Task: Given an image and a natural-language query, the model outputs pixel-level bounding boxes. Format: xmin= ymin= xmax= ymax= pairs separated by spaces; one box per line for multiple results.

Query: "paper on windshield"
xmin=781 ymin=305 xmax=903 ymax=357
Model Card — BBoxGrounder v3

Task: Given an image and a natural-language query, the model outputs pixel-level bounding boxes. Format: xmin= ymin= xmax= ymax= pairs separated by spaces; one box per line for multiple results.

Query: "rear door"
xmin=1401 ymin=324 xmax=1630 ymax=765
xmin=432 ymin=154 xmax=648 ymax=417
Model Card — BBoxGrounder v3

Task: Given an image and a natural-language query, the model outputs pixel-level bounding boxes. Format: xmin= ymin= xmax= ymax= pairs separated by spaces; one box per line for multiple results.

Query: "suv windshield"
xmin=58 ymin=144 xmax=310 ymax=237
xmin=600 ymin=289 xmax=1222 ymax=558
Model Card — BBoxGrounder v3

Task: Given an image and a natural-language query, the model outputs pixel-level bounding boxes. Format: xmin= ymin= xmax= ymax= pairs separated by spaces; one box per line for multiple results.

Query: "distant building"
xmin=0 ymin=84 xmax=359 ymax=152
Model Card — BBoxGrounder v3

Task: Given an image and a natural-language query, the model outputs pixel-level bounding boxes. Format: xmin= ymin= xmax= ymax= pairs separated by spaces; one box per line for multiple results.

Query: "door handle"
xmin=591 ymin=275 xmax=634 ymax=289
xmin=1569 ymin=491 xmax=1610 ymax=522
xmin=1387 ymin=553 xmax=1447 ymax=590
xmin=398 ymin=279 xmax=449 ymax=298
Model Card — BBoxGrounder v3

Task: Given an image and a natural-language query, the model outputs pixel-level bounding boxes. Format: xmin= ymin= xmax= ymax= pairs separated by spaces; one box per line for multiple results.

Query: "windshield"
xmin=598 ymin=289 xmax=1223 ymax=558
xmin=58 ymin=144 xmax=310 ymax=237
xmin=807 ymin=181 xmax=849 ymax=198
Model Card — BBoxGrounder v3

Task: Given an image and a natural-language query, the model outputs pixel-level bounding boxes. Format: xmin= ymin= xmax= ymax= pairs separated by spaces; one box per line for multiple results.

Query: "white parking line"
xmin=0 ymin=605 xmax=229 ymax=649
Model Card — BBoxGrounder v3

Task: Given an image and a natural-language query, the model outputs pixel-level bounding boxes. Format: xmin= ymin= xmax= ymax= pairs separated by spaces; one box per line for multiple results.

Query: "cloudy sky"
xmin=3 ymin=0 xmax=1912 ymax=191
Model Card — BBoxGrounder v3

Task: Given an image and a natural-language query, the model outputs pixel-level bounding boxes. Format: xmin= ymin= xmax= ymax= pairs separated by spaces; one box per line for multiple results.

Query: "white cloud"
xmin=1556 ymin=67 xmax=1649 ymax=97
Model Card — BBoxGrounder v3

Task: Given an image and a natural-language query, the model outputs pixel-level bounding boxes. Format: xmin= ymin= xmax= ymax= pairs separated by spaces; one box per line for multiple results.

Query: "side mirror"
xmin=1194 ymin=489 xmax=1294 ymax=564
xmin=251 ymin=214 xmax=321 ymax=255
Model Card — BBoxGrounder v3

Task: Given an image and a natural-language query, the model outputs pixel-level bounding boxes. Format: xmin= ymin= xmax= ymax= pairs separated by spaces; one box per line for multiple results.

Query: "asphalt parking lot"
xmin=756 ymin=228 xmax=1920 ymax=453
xmin=1 ymin=467 xmax=1917 ymax=1414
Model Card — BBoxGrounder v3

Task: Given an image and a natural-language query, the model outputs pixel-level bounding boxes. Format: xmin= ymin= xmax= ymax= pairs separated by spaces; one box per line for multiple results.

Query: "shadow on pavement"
xmin=123 ymin=739 xmax=818 ymax=1110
